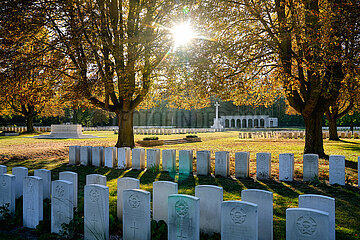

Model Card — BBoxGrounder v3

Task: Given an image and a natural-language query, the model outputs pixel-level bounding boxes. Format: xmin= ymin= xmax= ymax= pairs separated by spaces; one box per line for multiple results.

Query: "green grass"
xmin=0 ymin=131 xmax=360 ymax=239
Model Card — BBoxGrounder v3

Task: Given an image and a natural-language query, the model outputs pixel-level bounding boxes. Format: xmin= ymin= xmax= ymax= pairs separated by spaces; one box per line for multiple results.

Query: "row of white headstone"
xmin=69 ymin=146 xmax=360 ymax=186
xmin=239 ymin=131 xmax=360 ymax=139
xmin=0 ymin=167 xmax=337 ymax=240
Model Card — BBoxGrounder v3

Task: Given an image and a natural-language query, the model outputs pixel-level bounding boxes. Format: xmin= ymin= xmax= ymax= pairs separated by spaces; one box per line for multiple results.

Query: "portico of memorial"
xmin=219 ymin=115 xmax=278 ymax=128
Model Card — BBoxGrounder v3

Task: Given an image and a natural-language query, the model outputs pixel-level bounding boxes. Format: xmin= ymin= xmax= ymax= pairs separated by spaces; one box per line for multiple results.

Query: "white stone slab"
xmin=84 ymin=184 xmax=109 ymax=240
xmin=0 ymin=165 xmax=7 ymax=175
xmin=0 ymin=174 xmax=15 ymax=215
xmin=196 ymin=151 xmax=211 ymax=176
xmin=69 ymin=146 xmax=80 ymax=165
xmin=80 ymin=146 xmax=92 ymax=166
xmin=279 ymin=153 xmax=294 ymax=181
xmin=132 ymin=148 xmax=145 ymax=170
xmin=51 ymin=180 xmax=74 ymax=234
xmin=86 ymin=174 xmax=107 ymax=186
xmin=286 ymin=208 xmax=329 ymax=240
xmin=235 ymin=152 xmax=250 ymax=178
xmin=303 ymin=154 xmax=319 ymax=181
xmin=221 ymin=200 xmax=258 ymax=240
xmin=118 ymin=147 xmax=131 ymax=169
xmin=12 ymin=167 xmax=28 ymax=199
xmin=104 ymin=147 xmax=117 ymax=168
xmin=162 ymin=149 xmax=176 ymax=172
xmin=179 ymin=150 xmax=193 ymax=174
xmin=329 ymin=155 xmax=345 ymax=185
xmin=168 ymin=194 xmax=200 ymax=240
xmin=256 ymin=152 xmax=271 ymax=180
xmin=23 ymin=176 xmax=43 ymax=229
xmin=123 ymin=189 xmax=151 ymax=240
xmin=34 ymin=169 xmax=51 ymax=200
xmin=241 ymin=189 xmax=273 ymax=240
xmin=153 ymin=181 xmax=178 ymax=224
xmin=298 ymin=194 xmax=335 ymax=240
xmin=59 ymin=171 xmax=78 ymax=208
xmin=117 ymin=177 xmax=140 ymax=220
xmin=195 ymin=185 xmax=223 ymax=235
xmin=91 ymin=146 xmax=104 ymax=167
xmin=147 ymin=149 xmax=160 ymax=169
xmin=215 ymin=151 xmax=230 ymax=177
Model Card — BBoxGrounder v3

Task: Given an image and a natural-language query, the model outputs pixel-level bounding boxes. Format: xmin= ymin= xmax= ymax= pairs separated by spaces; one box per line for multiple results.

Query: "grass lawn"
xmin=0 ymin=131 xmax=359 ymax=239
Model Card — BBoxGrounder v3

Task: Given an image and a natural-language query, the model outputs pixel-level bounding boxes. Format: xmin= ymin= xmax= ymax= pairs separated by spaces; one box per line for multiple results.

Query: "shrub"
xmin=186 ymin=135 xmax=198 ymax=138
xmin=143 ymin=136 xmax=159 ymax=141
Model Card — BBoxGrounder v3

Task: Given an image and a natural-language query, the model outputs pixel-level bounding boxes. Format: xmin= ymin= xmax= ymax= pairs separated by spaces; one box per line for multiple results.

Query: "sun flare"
xmin=172 ymin=22 xmax=194 ymax=47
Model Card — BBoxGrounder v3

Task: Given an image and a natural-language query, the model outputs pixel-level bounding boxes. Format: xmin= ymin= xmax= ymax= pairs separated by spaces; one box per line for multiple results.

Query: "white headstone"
xmin=329 ymin=155 xmax=345 ymax=185
xmin=132 ymin=148 xmax=145 ymax=170
xmin=195 ymin=185 xmax=223 ymax=235
xmin=221 ymin=200 xmax=258 ymax=240
xmin=196 ymin=151 xmax=211 ymax=176
xmin=303 ymin=154 xmax=319 ymax=181
xmin=256 ymin=152 xmax=271 ymax=180
xmin=0 ymin=165 xmax=7 ymax=175
xmin=91 ymin=146 xmax=104 ymax=167
xmin=153 ymin=181 xmax=178 ymax=224
xmin=123 ymin=189 xmax=151 ymax=240
xmin=84 ymin=184 xmax=109 ymax=240
xmin=34 ymin=169 xmax=51 ymax=200
xmin=117 ymin=177 xmax=140 ymax=220
xmin=23 ymin=176 xmax=43 ymax=229
xmin=12 ymin=166 xmax=28 ymax=199
xmin=104 ymin=147 xmax=117 ymax=168
xmin=118 ymin=147 xmax=131 ymax=169
xmin=80 ymin=146 xmax=92 ymax=166
xmin=279 ymin=153 xmax=294 ymax=181
xmin=69 ymin=146 xmax=80 ymax=165
xmin=235 ymin=152 xmax=250 ymax=178
xmin=86 ymin=174 xmax=107 ymax=186
xmin=147 ymin=149 xmax=160 ymax=169
xmin=241 ymin=189 xmax=273 ymax=240
xmin=286 ymin=208 xmax=329 ymax=240
xmin=162 ymin=149 xmax=176 ymax=172
xmin=0 ymin=174 xmax=15 ymax=215
xmin=168 ymin=194 xmax=200 ymax=240
xmin=59 ymin=171 xmax=78 ymax=208
xmin=51 ymin=180 xmax=74 ymax=234
xmin=215 ymin=151 xmax=230 ymax=177
xmin=298 ymin=194 xmax=335 ymax=240
xmin=179 ymin=150 xmax=193 ymax=175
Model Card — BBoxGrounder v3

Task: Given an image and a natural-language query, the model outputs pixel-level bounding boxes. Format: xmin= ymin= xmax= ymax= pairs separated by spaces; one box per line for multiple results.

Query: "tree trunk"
xmin=327 ymin=115 xmax=339 ymax=141
xmin=303 ymin=111 xmax=327 ymax=158
xmin=26 ymin=114 xmax=35 ymax=133
xmin=115 ymin=110 xmax=134 ymax=148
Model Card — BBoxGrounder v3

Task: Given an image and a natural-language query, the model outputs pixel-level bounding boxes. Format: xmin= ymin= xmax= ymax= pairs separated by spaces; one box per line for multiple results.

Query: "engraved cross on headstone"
xmin=130 ymin=221 xmax=139 ymax=238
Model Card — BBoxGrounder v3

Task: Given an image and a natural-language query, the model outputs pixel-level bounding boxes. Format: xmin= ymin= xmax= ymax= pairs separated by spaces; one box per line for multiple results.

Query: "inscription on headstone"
xmin=84 ymin=184 xmax=109 ymax=240
xmin=329 ymin=155 xmax=345 ymax=185
xmin=168 ymin=194 xmax=200 ymax=240
xmin=23 ymin=176 xmax=43 ymax=229
xmin=221 ymin=201 xmax=258 ymax=240
xmin=256 ymin=152 xmax=271 ymax=180
xmin=0 ymin=174 xmax=15 ymax=215
xmin=235 ymin=152 xmax=250 ymax=178
xmin=162 ymin=149 xmax=176 ymax=172
xmin=123 ymin=189 xmax=151 ymax=240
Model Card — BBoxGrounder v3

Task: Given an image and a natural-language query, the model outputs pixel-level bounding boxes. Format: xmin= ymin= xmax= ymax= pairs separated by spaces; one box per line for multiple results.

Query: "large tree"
xmin=189 ymin=0 xmax=360 ymax=157
xmin=46 ymin=0 xmax=183 ymax=147
xmin=0 ymin=0 xmax=65 ymax=132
